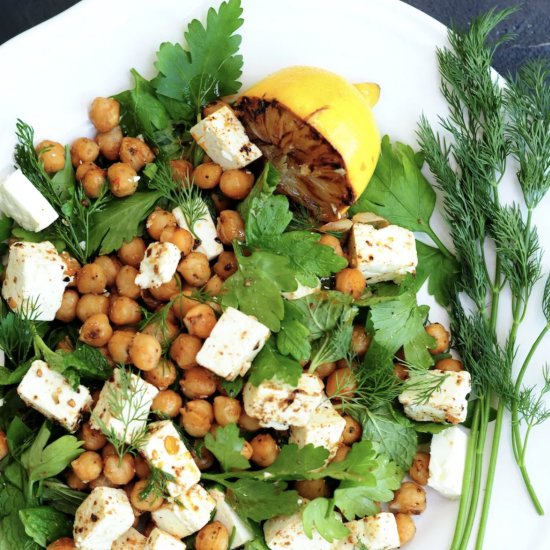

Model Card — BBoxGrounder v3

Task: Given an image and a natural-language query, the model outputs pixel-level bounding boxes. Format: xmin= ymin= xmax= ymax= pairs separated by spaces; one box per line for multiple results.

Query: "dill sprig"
xmin=516 ymin=366 xmax=550 ymax=432
xmin=139 ymin=465 xmax=178 ymax=502
xmin=0 ymin=299 xmax=41 ymax=366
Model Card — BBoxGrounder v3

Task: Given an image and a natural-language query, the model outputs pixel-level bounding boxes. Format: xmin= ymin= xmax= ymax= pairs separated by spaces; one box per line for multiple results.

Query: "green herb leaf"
xmin=302 ymin=498 xmax=349 ymax=542
xmin=41 ymin=480 xmax=87 ymax=515
xmin=276 ymin=318 xmax=311 ymax=362
xmin=221 ymin=377 xmax=245 ymax=398
xmin=204 ymin=423 xmax=250 ymax=471
xmin=19 ymin=507 xmax=72 ymax=547
xmin=0 ymin=512 xmax=39 ymax=550
xmin=264 ymin=444 xmax=329 ymax=479
xmin=248 ymin=339 xmax=303 ymax=387
xmin=0 ymin=217 xmax=13 ymax=242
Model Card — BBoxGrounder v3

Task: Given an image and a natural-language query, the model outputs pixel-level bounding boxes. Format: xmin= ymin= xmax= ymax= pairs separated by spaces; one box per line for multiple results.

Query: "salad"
xmin=0 ymin=2 xmax=548 ymax=550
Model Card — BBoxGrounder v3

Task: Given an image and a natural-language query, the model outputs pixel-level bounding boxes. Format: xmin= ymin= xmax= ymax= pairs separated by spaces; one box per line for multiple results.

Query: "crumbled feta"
xmin=17 ymin=360 xmax=92 ymax=432
xmin=190 ymin=106 xmax=262 ymax=170
xmin=151 ymin=484 xmax=215 ymax=538
xmin=349 ymin=222 xmax=417 ymax=284
xmin=172 ymin=205 xmax=223 ymax=261
xmin=73 ymin=487 xmax=135 ymax=550
xmin=112 ymin=527 xmax=147 ymax=549
xmin=281 ymin=280 xmax=321 ymax=301
xmin=139 ymin=420 xmax=200 ymax=497
xmin=2 ymin=241 xmax=70 ymax=320
xmin=264 ymin=510 xmax=333 ymax=550
xmin=335 ymin=513 xmax=400 ymax=550
xmin=243 ymin=374 xmax=324 ymax=430
xmin=145 ymin=528 xmax=186 ymax=550
xmin=0 ymin=169 xmax=58 ymax=231
xmin=399 ymin=370 xmax=471 ymax=424
xmin=208 ymin=489 xmax=254 ymax=549
xmin=90 ymin=368 xmax=158 ymax=443
xmin=196 ymin=307 xmax=270 ymax=380
xmin=135 ymin=242 xmax=181 ymax=289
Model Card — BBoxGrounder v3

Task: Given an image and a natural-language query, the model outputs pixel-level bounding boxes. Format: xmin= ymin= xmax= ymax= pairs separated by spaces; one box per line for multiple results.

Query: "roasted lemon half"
xmin=234 ymin=66 xmax=381 ymax=220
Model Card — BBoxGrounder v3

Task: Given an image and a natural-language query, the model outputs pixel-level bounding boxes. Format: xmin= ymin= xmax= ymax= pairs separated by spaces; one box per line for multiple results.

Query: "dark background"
xmin=0 ymin=0 xmax=548 ymax=75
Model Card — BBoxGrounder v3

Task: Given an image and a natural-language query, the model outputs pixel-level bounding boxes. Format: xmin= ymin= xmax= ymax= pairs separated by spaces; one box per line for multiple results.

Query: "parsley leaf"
xmin=302 ymin=498 xmax=349 ymax=543
xmin=0 ymin=512 xmax=38 ymax=550
xmin=264 ymin=444 xmax=329 ymax=479
xmin=276 ymin=317 xmax=311 ymax=362
xmin=248 ymin=339 xmax=302 ymax=387
xmin=204 ymin=423 xmax=250 ymax=471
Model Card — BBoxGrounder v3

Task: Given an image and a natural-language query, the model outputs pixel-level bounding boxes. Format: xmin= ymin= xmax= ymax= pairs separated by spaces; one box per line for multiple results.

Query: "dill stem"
xmin=425 ymin=225 xmax=454 ymax=260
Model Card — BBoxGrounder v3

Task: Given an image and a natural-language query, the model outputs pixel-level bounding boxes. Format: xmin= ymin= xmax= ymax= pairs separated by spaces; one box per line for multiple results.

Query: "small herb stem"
xmin=425 ymin=225 xmax=454 ymax=260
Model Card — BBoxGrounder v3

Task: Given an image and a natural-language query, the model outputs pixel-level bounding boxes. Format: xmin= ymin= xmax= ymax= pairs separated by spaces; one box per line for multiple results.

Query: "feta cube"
xmin=428 ymin=426 xmax=468 ymax=498
xmin=135 ymin=242 xmax=181 ymax=289
xmin=73 ymin=487 xmax=134 ymax=550
xmin=349 ymin=222 xmax=417 ymax=284
xmin=334 ymin=513 xmax=400 ymax=550
xmin=2 ymin=241 xmax=70 ymax=320
xmin=196 ymin=307 xmax=270 ymax=380
xmin=0 ymin=348 xmax=5 ymax=367
xmin=281 ymin=280 xmax=320 ymax=301
xmin=139 ymin=420 xmax=200 ymax=496
xmin=190 ymin=106 xmax=262 ymax=170
xmin=145 ymin=528 xmax=186 ymax=550
xmin=151 ymin=484 xmax=215 ymax=538
xmin=289 ymin=399 xmax=346 ymax=460
xmin=208 ymin=489 xmax=254 ymax=549
xmin=243 ymin=374 xmax=324 ymax=430
xmin=0 ymin=169 xmax=58 ymax=231
xmin=172 ymin=205 xmax=223 ymax=261
xmin=112 ymin=527 xmax=147 ymax=549
xmin=90 ymin=368 xmax=158 ymax=443
xmin=399 ymin=370 xmax=471 ymax=424
xmin=17 ymin=360 xmax=92 ymax=432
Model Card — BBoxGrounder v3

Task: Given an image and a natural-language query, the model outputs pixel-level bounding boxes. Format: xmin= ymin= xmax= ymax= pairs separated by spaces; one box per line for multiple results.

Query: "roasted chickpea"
xmin=184 ymin=304 xmax=217 ymax=339
xmin=75 ymin=161 xmax=96 ymax=182
xmin=108 ymin=162 xmax=139 ymax=197
xmin=202 ymin=99 xmax=230 ymax=117
xmin=181 ymin=399 xmax=214 ymax=437
xmin=79 ymin=313 xmax=113 ymax=347
xmin=217 ymin=210 xmax=245 ymax=245
xmin=76 ymin=294 xmax=109 ymax=322
xmin=143 ymin=359 xmax=177 ymax=390
xmin=435 ymin=358 xmax=464 ymax=372
xmin=170 ymin=159 xmax=193 ymax=182
xmin=180 ymin=367 xmax=217 ymax=399
xmin=71 ymin=137 xmax=99 ymax=166
xmin=315 ymin=361 xmax=337 ymax=379
xmin=152 ymin=390 xmax=182 ymax=418
xmin=107 ymin=330 xmax=136 ymax=364
xmin=101 ymin=443 xmax=117 ymax=459
xmin=89 ymin=473 xmax=117 ymax=490
xmin=129 ymin=332 xmax=162 ymax=372
xmin=171 ymin=291 xmax=198 ymax=321
xmin=71 ymin=451 xmax=103 ymax=483
xmin=194 ymin=162 xmax=222 ymax=189
xmin=134 ymin=455 xmax=151 ymax=479
xmin=250 ymin=434 xmax=279 ymax=468
xmin=425 ymin=323 xmax=450 ymax=354
xmin=77 ymin=263 xmax=107 ymax=294
xmin=103 ymin=453 xmax=135 ymax=485
xmin=82 ymin=166 xmax=107 ymax=198
xmin=0 ymin=430 xmax=8 ymax=460
xmin=36 ymin=140 xmax=65 ymax=173
xmin=96 ymin=125 xmax=123 ymax=160
xmin=395 ymin=513 xmax=416 ymax=546
xmin=213 ymin=396 xmax=241 ymax=426
xmin=146 ymin=207 xmax=175 ymax=238
xmin=80 ymin=422 xmax=107 ymax=451
xmin=196 ymin=521 xmax=229 ymax=550
xmin=342 ymin=415 xmax=362 ymax=444
xmin=326 ymin=367 xmax=357 ymax=399
xmin=409 ymin=452 xmax=430 ymax=486
xmin=66 ymin=470 xmax=87 ymax=490
xmin=295 ymin=479 xmax=329 ymax=500
xmin=93 ymin=255 xmax=121 ymax=288
xmin=204 ymin=275 xmax=224 ymax=296
xmin=389 ymin=482 xmax=426 ymax=514
xmin=213 ymin=251 xmax=238 ymax=280
xmin=332 ymin=444 xmax=351 ymax=463
xmin=351 ymin=325 xmax=371 ymax=356
xmin=319 ymin=234 xmax=346 ymax=258
xmin=178 ymin=252 xmax=211 ymax=287
xmin=211 ymin=190 xmax=231 ymax=213
xmin=238 ymin=412 xmax=261 ymax=432
xmin=149 ymin=274 xmax=182 ymax=302
xmin=115 ymin=265 xmax=141 ymax=298
xmin=119 ymin=137 xmax=155 ymax=171
xmin=170 ymin=333 xmax=203 ymax=370
xmin=47 ymin=537 xmax=76 ymax=550
xmin=56 ymin=337 xmax=74 ymax=353
xmin=56 ymin=289 xmax=79 ymax=322
xmin=90 ymin=97 xmax=120 ymax=133
xmin=219 ymin=169 xmax=254 ymax=199
xmin=118 ymin=237 xmax=146 ymax=268
xmin=142 ymin=317 xmax=179 ymax=348
xmin=110 ymin=296 xmax=142 ymax=326
xmin=131 ymin=479 xmax=164 ymax=512
xmin=160 ymin=226 xmax=194 ymax=255
xmin=394 ymin=363 xmax=409 ymax=380
xmin=192 ymin=445 xmax=215 ymax=470
xmin=335 ymin=268 xmax=366 ymax=299
xmin=61 ymin=252 xmax=80 ymax=283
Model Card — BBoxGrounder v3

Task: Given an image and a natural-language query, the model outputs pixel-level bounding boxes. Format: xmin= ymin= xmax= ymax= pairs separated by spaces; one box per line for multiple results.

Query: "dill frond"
xmin=517 ymin=366 xmax=550 ymax=429
xmin=139 ymin=465 xmax=178 ymax=502
xmin=543 ymin=274 xmax=550 ymax=324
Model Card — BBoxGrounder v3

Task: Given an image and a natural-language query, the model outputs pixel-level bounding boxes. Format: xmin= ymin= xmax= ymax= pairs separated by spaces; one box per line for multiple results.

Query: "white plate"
xmin=1 ymin=0 xmax=549 ymax=548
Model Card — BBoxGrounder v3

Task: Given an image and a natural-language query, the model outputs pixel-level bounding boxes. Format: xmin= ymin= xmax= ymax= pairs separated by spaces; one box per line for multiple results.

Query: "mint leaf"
xmin=302 ymin=498 xmax=349 ymax=543
xmin=0 ymin=473 xmax=26 ymax=517
xmin=204 ymin=423 xmax=250 ymax=472
xmin=0 ymin=512 xmax=39 ymax=550
xmin=249 ymin=340 xmax=302 ymax=387
xmin=19 ymin=507 xmax=72 ymax=547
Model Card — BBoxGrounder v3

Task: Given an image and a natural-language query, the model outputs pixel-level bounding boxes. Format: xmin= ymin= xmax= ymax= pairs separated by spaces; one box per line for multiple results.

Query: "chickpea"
xmin=90 ymin=97 xmax=120 ymax=133
xmin=129 ymin=332 xmax=161 ymax=372
xmin=250 ymin=434 xmax=279 ymax=468
xmin=71 ymin=451 xmax=103 ymax=482
xmin=213 ymin=251 xmax=238 ymax=280
xmin=152 ymin=390 xmax=183 ymax=417
xmin=77 ymin=263 xmax=107 ymax=294
xmin=108 ymin=162 xmax=139 ymax=197
xmin=409 ymin=452 xmax=430 ymax=486
xmin=66 ymin=470 xmax=87 ymax=490
xmin=96 ymin=126 xmax=123 ymax=160
xmin=36 ymin=140 xmax=65 ymax=173
xmin=47 ymin=537 xmax=76 ymax=550
xmin=196 ymin=521 xmax=229 ymax=550
xmin=134 ymin=455 xmax=151 ymax=479
xmin=82 ymin=166 xmax=107 ymax=198
xmin=181 ymin=399 xmax=214 ymax=437
xmin=142 ymin=318 xmax=179 ymax=348
xmin=319 ymin=234 xmax=346 ymax=258
xmin=202 ymin=276 xmax=222 ymax=297
xmin=184 ymin=304 xmax=217 ymax=339
xmin=202 ymin=99 xmax=230 ymax=117
xmin=335 ymin=268 xmax=366 ymax=299
xmin=56 ymin=289 xmax=79 ymax=323
xmin=295 ymin=479 xmax=329 ymax=500
xmin=80 ymin=422 xmax=107 ymax=451
xmin=217 ymin=210 xmax=245 ymax=245
xmin=79 ymin=313 xmax=113 ymax=347
xmin=143 ymin=359 xmax=177 ymax=390
xmin=180 ymin=367 xmax=217 ymax=399
xmin=192 ymin=445 xmax=215 ymax=470
xmin=351 ymin=325 xmax=371 ymax=356
xmin=103 ymin=453 xmax=135 ymax=485
xmin=171 ymin=291 xmax=198 ymax=321
xmin=342 ymin=415 xmax=362 ymax=444
xmin=425 ymin=323 xmax=450 ymax=354
xmin=170 ymin=159 xmax=193 ymax=182
xmin=219 ymin=169 xmax=254 ymax=199
xmin=119 ymin=137 xmax=155 ymax=171
xmin=71 ymin=137 xmax=99 ymax=166
xmin=55 ymin=337 xmax=74 ymax=353
xmin=315 ymin=361 xmax=337 ymax=379
xmin=436 ymin=358 xmax=464 ymax=372
xmin=93 ymin=255 xmax=121 ymax=288
xmin=107 ymin=330 xmax=136 ymax=364
xmin=115 ymin=265 xmax=141 ymax=299
xmin=211 ymin=190 xmax=231 ymax=213
xmin=76 ymin=294 xmax=109 ymax=322
xmin=389 ymin=482 xmax=426 ymax=514
xmin=61 ymin=252 xmax=80 ymax=284
xmin=238 ymin=412 xmax=261 ymax=432
xmin=160 ymin=226 xmax=194 ymax=255
xmin=118 ymin=237 xmax=146 ymax=268
xmin=326 ymin=367 xmax=357 ymax=399
xmin=170 ymin=333 xmax=203 ymax=370
xmin=131 ymin=479 xmax=164 ymax=512
xmin=75 ymin=161 xmax=96 ymax=182
xmin=145 ymin=209 xmax=176 ymax=240
xmin=0 ymin=430 xmax=8 ymax=460
xmin=149 ymin=274 xmax=182 ymax=302
xmin=194 ymin=162 xmax=222 ymax=189
xmin=109 ymin=296 xmax=141 ymax=326
xmin=394 ymin=363 xmax=409 ymax=380
xmin=395 ymin=513 xmax=416 ymax=546
xmin=101 ymin=443 xmax=117 ymax=459
xmin=177 ymin=252 xmax=211 ymax=287
xmin=213 ymin=396 xmax=241 ymax=426
xmin=332 ymin=444 xmax=351 ymax=463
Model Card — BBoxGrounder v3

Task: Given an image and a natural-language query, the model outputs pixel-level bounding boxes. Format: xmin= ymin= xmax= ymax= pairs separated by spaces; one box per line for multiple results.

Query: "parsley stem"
xmin=425 ymin=225 xmax=454 ymax=260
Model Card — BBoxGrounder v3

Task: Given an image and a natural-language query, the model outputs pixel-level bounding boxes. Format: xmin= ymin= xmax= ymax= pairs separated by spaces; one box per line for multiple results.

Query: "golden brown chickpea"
xmin=295 ymin=479 xmax=329 ymax=500
xmin=75 ymin=161 xmax=96 ymax=182
xmin=394 ymin=363 xmax=409 ymax=380
xmin=0 ymin=430 xmax=8 ymax=460
xmin=119 ymin=137 xmax=155 ymax=172
xmin=213 ymin=251 xmax=238 ymax=280
xmin=160 ymin=226 xmax=194 ymax=256
xmin=87 ymin=474 xmax=115 ymax=490
xmin=326 ymin=367 xmax=357 ymax=399
xmin=149 ymin=274 xmax=182 ymax=302
xmin=61 ymin=252 xmax=80 ymax=285
xmin=80 ymin=422 xmax=107 ymax=451
xmin=143 ymin=359 xmax=177 ymax=390
xmin=409 ymin=452 xmax=430 ymax=486
xmin=129 ymin=332 xmax=162 ymax=372
xmin=180 ymin=367 xmax=217 ymax=399
xmin=152 ymin=390 xmax=183 ymax=418
xmin=335 ymin=268 xmax=366 ymax=299
xmin=202 ymin=99 xmax=230 ymax=117
xmin=115 ymin=265 xmax=141 ymax=299
xmin=184 ymin=304 xmax=217 ymax=339
xmin=389 ymin=482 xmax=426 ymax=514
xmin=351 ymin=325 xmax=371 ymax=356
xmin=108 ymin=162 xmax=139 ymax=197
xmin=90 ymin=97 xmax=120 ymax=133
xmin=435 ymin=358 xmax=464 ymax=372
xmin=170 ymin=159 xmax=194 ymax=182
xmin=134 ymin=455 xmax=151 ymax=479
xmin=131 ymin=479 xmax=164 ymax=512
xmin=36 ymin=140 xmax=65 ymax=173
xmin=109 ymin=296 xmax=142 ymax=326
xmin=101 ymin=443 xmax=117 ymax=459
xmin=213 ymin=396 xmax=242 ymax=426
xmin=250 ymin=434 xmax=279 ymax=468
xmin=76 ymin=294 xmax=109 ymax=322
xmin=142 ymin=317 xmax=179 ymax=348
xmin=79 ymin=313 xmax=113 ymax=347
xmin=93 ymin=256 xmax=121 ymax=288
xmin=217 ymin=210 xmax=245 ymax=245
xmin=319 ymin=234 xmax=346 ymax=258
xmin=191 ymin=445 xmax=215 ymax=470
xmin=211 ymin=190 xmax=231 ymax=213
xmin=71 ymin=137 xmax=100 ymax=166
xmin=425 ymin=323 xmax=450 ymax=354
xmin=71 ymin=451 xmax=103 ymax=482
xmin=342 ymin=415 xmax=362 ymax=445
xmin=177 ymin=252 xmax=211 ymax=287
xmin=181 ymin=399 xmax=214 ymax=437
xmin=107 ymin=330 xmax=136 ymax=364
xmin=146 ymin=209 xmax=177 ymax=241
xmin=315 ymin=361 xmax=337 ymax=379
xmin=196 ymin=521 xmax=229 ymax=550
xmin=395 ymin=513 xmax=416 ymax=546
xmin=103 ymin=453 xmax=135 ymax=485
xmin=56 ymin=289 xmax=79 ymax=323
xmin=55 ymin=337 xmax=74 ymax=353
xmin=170 ymin=291 xmax=198 ymax=321
xmin=66 ymin=470 xmax=87 ymax=490
xmin=77 ymin=263 xmax=107 ymax=294
xmin=96 ymin=126 xmax=123 ymax=160
xmin=46 ymin=537 xmax=76 ymax=550
xmin=118 ymin=237 xmax=146 ymax=268
xmin=170 ymin=333 xmax=203 ymax=370
xmin=202 ymin=276 xmax=222 ymax=298
xmin=332 ymin=444 xmax=351 ymax=463
xmin=238 ymin=412 xmax=262 ymax=432
xmin=82 ymin=166 xmax=107 ymax=199
xmin=241 ymin=441 xmax=253 ymax=461
xmin=219 ymin=169 xmax=254 ymax=200
xmin=194 ymin=162 xmax=223 ymax=189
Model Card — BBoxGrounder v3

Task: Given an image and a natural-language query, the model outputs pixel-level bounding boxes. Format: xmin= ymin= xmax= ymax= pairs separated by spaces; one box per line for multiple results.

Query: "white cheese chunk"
xmin=2 ymin=241 xmax=70 ymax=320
xmin=152 ymin=484 xmax=215 ymax=538
xmin=335 ymin=513 xmax=401 ymax=550
xmin=208 ymin=489 xmax=254 ymax=549
xmin=112 ymin=527 xmax=147 ymax=549
xmin=243 ymin=374 xmax=324 ymax=430
xmin=145 ymin=528 xmax=186 ymax=550
xmin=0 ymin=169 xmax=58 ymax=231
xmin=264 ymin=510 xmax=333 ymax=550
xmin=289 ymin=399 xmax=346 ymax=460
xmin=399 ymin=370 xmax=471 ymax=424
xmin=196 ymin=307 xmax=270 ymax=381
xmin=190 ymin=106 xmax=262 ymax=170
xmin=428 ymin=426 xmax=468 ymax=498
xmin=90 ymin=368 xmax=158 ymax=443
xmin=139 ymin=420 xmax=200 ymax=497
xmin=135 ymin=242 xmax=181 ymax=289
xmin=73 ymin=487 xmax=134 ymax=550
xmin=349 ymin=222 xmax=417 ymax=284
xmin=0 ymin=348 xmax=5 ymax=367
xmin=281 ymin=280 xmax=321 ymax=301
xmin=17 ymin=360 xmax=92 ymax=432
xmin=172 ymin=205 xmax=223 ymax=261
